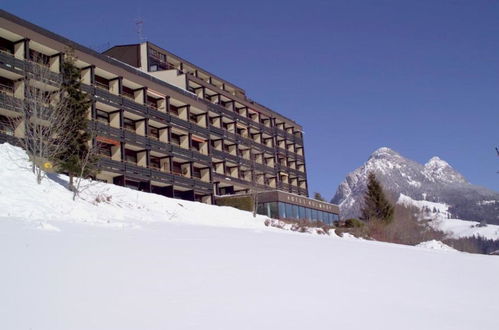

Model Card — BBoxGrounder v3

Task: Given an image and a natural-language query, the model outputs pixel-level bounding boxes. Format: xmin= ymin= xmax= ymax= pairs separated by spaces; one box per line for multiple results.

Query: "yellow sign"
xmin=43 ymin=162 xmax=53 ymax=169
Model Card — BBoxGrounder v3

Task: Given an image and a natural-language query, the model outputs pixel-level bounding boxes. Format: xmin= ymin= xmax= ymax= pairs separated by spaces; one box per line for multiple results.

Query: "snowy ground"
xmin=398 ymin=193 xmax=499 ymax=240
xmin=2 ymin=143 xmax=499 ymax=329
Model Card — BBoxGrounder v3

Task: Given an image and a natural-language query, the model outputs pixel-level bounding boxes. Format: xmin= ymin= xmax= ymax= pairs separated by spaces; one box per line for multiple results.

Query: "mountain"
xmin=332 ymin=147 xmax=499 ymax=224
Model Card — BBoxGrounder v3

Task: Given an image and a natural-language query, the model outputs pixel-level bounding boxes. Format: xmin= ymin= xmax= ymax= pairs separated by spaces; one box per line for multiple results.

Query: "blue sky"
xmin=3 ymin=0 xmax=498 ymax=198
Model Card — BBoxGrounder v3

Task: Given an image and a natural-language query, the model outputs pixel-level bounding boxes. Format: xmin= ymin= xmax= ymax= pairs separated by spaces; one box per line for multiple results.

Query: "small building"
xmin=216 ymin=190 xmax=339 ymax=225
xmin=255 ymin=190 xmax=340 ymax=225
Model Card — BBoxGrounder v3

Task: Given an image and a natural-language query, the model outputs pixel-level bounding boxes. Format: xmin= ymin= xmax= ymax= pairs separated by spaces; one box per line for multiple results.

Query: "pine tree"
xmin=361 ymin=172 xmax=394 ymax=224
xmin=56 ymin=50 xmax=95 ymax=191
xmin=314 ymin=192 xmax=325 ymax=201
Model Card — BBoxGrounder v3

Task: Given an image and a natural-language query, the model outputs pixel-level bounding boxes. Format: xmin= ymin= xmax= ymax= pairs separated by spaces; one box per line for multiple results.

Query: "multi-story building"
xmin=0 ymin=10 xmax=339 ymax=222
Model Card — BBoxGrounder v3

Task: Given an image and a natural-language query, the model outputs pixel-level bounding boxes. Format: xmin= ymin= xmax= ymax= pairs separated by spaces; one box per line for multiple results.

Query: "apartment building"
xmin=0 ymin=10 xmax=339 ymax=221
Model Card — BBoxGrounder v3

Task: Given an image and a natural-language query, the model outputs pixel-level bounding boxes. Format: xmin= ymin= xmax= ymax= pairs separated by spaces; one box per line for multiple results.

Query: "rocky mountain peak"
xmin=423 ymin=156 xmax=467 ymax=184
xmin=331 ymin=148 xmax=498 ymax=223
xmin=425 ymin=156 xmax=450 ymax=169
xmin=369 ymin=147 xmax=401 ymax=160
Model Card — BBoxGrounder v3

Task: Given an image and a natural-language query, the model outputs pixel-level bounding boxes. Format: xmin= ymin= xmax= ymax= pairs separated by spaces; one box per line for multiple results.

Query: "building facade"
xmin=0 ymin=10 xmax=338 ymax=221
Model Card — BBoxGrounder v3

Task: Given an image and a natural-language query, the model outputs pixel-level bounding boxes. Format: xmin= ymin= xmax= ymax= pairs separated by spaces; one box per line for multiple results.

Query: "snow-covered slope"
xmin=0 ymin=143 xmax=269 ymax=231
xmin=332 ymin=147 xmax=499 ymax=224
xmin=2 ymin=143 xmax=499 ymax=329
xmin=398 ymin=194 xmax=499 ymax=240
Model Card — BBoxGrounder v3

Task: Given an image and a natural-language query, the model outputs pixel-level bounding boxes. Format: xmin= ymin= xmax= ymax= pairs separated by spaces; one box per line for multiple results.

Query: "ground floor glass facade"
xmin=257 ymin=202 xmax=339 ymax=225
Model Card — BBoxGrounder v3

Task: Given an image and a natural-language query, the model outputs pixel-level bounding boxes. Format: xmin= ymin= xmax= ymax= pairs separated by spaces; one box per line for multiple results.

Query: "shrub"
xmin=344 ymin=218 xmax=365 ymax=228
xmin=215 ymin=195 xmax=253 ymax=212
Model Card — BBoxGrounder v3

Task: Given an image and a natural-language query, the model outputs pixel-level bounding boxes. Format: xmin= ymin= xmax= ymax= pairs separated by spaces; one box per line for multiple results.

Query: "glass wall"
xmin=257 ymin=202 xmax=339 ymax=225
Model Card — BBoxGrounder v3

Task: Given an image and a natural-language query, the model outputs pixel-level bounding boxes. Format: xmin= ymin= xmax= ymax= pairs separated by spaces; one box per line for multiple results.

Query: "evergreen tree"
xmin=314 ymin=192 xmax=326 ymax=201
xmin=56 ymin=50 xmax=95 ymax=191
xmin=361 ymin=172 xmax=394 ymax=224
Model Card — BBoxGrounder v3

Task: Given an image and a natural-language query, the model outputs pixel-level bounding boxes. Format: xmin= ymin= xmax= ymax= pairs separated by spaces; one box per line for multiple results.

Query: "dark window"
xmin=96 ymin=109 xmax=109 ymax=124
xmin=192 ymin=167 xmax=201 ymax=179
xmin=124 ymin=149 xmax=137 ymax=164
xmin=0 ymin=115 xmax=13 ymax=135
xmin=123 ymin=118 xmax=135 ymax=131
xmin=97 ymin=142 xmax=113 ymax=158
xmin=29 ymin=49 xmax=50 ymax=66
xmin=169 ymin=105 xmax=179 ymax=116
xmin=192 ymin=140 xmax=201 ymax=152
xmin=146 ymin=95 xmax=158 ymax=109
xmin=122 ymin=86 xmax=135 ymax=99
xmin=94 ymin=75 xmax=109 ymax=90
xmin=172 ymin=161 xmax=182 ymax=175
xmin=149 ymin=48 xmax=159 ymax=58
xmin=149 ymin=126 xmax=160 ymax=139
xmin=171 ymin=133 xmax=181 ymax=146
xmin=150 ymin=157 xmax=161 ymax=170
xmin=189 ymin=112 xmax=198 ymax=123
xmin=0 ymin=76 xmax=14 ymax=95
xmin=125 ymin=179 xmax=140 ymax=190
xmin=0 ymin=37 xmax=14 ymax=54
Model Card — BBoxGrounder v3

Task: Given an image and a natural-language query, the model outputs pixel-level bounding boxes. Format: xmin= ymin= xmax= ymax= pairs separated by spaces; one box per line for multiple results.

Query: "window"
xmin=96 ymin=109 xmax=109 ymax=124
xmin=0 ymin=115 xmax=13 ymax=135
xmin=192 ymin=167 xmax=202 ymax=179
xmin=311 ymin=209 xmax=318 ymax=221
xmin=172 ymin=161 xmax=182 ymax=175
xmin=0 ymin=36 xmax=14 ymax=54
xmin=192 ymin=140 xmax=201 ymax=152
xmin=29 ymin=49 xmax=50 ymax=66
xmin=123 ymin=118 xmax=135 ymax=132
xmin=94 ymin=75 xmax=109 ymax=90
xmin=0 ymin=76 xmax=14 ymax=95
xmin=306 ymin=208 xmax=312 ymax=221
xmin=147 ymin=96 xmax=159 ymax=109
xmin=149 ymin=48 xmax=159 ymax=58
xmin=285 ymin=203 xmax=293 ymax=220
xmin=223 ymin=143 xmax=232 ymax=153
xmin=150 ymin=157 xmax=161 ymax=170
xmin=299 ymin=206 xmax=306 ymax=219
xmin=149 ymin=126 xmax=160 ymax=140
xmin=97 ymin=142 xmax=112 ymax=158
xmin=189 ymin=112 xmax=198 ymax=123
xmin=122 ymin=86 xmax=135 ymax=99
xmin=279 ymin=202 xmax=286 ymax=219
xmin=169 ymin=105 xmax=179 ymax=116
xmin=124 ymin=149 xmax=137 ymax=164
xmin=171 ymin=133 xmax=181 ymax=146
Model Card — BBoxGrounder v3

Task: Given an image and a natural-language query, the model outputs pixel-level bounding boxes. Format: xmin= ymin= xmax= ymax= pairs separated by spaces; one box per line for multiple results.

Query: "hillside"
xmin=1 ymin=143 xmax=499 ymax=329
xmin=332 ymin=147 xmax=499 ymax=225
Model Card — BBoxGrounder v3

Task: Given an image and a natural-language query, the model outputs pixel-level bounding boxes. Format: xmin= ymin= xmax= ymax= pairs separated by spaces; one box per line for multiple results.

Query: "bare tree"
xmin=70 ymin=130 xmax=101 ymax=201
xmin=8 ymin=56 xmax=74 ymax=184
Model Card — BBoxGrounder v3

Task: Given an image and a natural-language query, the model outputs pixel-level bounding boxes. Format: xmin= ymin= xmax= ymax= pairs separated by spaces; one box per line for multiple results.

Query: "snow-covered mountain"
xmin=332 ymin=147 xmax=499 ymax=224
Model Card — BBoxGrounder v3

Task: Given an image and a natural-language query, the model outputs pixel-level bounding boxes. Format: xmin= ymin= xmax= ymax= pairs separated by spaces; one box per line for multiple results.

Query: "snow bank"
xmin=416 ymin=240 xmax=458 ymax=252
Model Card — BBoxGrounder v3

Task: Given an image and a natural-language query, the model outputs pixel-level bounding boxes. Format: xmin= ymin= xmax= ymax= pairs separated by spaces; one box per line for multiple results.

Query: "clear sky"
xmin=3 ymin=0 xmax=498 ymax=199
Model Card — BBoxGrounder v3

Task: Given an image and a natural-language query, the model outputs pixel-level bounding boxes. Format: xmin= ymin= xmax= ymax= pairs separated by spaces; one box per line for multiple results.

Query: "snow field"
xmin=1 ymin=143 xmax=499 ymax=329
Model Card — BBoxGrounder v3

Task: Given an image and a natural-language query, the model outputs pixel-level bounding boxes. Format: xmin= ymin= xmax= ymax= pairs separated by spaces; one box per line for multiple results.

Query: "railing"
xmin=95 ymin=81 xmax=109 ymax=91
xmin=0 ymin=93 xmax=22 ymax=113
xmin=0 ymin=83 xmax=14 ymax=95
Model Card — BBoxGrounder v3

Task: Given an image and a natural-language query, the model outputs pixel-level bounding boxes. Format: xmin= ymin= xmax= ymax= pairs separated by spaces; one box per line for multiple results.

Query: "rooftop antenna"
xmin=135 ymin=17 xmax=146 ymax=43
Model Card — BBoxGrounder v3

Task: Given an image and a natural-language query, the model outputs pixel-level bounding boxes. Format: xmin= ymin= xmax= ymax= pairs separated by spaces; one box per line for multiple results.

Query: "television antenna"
xmin=135 ymin=17 xmax=146 ymax=43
